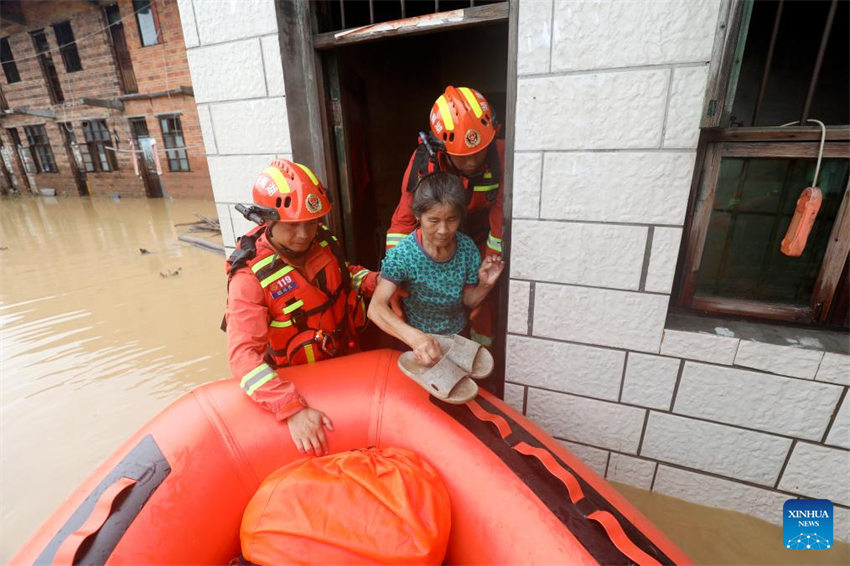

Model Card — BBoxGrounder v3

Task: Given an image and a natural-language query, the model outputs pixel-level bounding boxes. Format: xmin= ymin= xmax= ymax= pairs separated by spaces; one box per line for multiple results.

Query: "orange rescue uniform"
xmin=225 ymin=224 xmax=372 ymax=421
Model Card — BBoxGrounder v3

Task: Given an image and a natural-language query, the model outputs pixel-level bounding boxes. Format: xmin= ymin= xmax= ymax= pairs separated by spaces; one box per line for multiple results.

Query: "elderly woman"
xmin=368 ymin=171 xmax=505 ymax=366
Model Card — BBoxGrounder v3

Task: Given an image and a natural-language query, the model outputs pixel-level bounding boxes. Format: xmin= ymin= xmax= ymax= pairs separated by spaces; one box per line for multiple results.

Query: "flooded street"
xmin=0 ymin=196 xmax=228 ymax=561
xmin=1 ymin=196 xmax=847 ymax=564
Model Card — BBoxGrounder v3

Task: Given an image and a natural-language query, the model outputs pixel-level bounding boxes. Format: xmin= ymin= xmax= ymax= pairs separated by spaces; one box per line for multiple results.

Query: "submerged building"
xmin=0 ymin=0 xmax=212 ymax=198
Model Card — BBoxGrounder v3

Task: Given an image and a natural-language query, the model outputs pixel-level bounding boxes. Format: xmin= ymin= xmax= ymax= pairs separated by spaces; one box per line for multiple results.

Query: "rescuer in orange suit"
xmin=386 ymin=85 xmax=504 ymax=347
xmin=225 ymin=158 xmax=377 ymax=457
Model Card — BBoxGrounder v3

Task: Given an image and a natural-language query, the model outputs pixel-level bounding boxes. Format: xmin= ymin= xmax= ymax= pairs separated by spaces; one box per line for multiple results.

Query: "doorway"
xmin=129 ymin=117 xmax=164 ymax=198
xmin=324 ymin=24 xmax=509 ymax=271
xmin=278 ymin=2 xmax=516 ymax=394
xmin=58 ymin=122 xmax=89 ymax=196
xmin=6 ymin=127 xmax=33 ymax=193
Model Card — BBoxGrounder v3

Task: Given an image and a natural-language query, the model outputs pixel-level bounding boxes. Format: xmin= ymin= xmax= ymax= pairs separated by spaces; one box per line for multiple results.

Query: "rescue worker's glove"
xmin=390 ymin=287 xmax=409 ymax=319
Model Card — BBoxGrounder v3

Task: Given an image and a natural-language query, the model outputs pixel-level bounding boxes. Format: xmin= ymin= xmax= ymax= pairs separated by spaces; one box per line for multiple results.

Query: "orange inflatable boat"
xmin=13 ymin=350 xmax=691 ymax=565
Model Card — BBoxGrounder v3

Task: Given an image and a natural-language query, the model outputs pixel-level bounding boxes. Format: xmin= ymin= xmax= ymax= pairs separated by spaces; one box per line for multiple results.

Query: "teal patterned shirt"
xmin=380 ymin=230 xmax=480 ymax=335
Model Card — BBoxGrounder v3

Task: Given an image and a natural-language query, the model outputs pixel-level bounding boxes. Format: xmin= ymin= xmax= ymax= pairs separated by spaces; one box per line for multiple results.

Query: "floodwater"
xmin=0 ymin=196 xmax=228 ymax=561
xmin=1 ymin=196 xmax=847 ymax=564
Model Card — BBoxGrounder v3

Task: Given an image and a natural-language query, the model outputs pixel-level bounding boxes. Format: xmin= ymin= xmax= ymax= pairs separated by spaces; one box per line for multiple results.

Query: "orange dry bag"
xmin=781 ymin=187 xmax=822 ymax=257
xmin=240 ymin=447 xmax=451 ymax=565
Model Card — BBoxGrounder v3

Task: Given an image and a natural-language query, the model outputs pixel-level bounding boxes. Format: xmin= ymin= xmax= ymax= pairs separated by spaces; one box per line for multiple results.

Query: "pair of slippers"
xmin=397 ymin=334 xmax=494 ymax=404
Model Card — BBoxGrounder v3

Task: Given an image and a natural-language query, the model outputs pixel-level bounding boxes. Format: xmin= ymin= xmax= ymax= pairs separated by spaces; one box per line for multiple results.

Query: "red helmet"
xmin=251 ymin=159 xmax=332 ymax=222
xmin=429 ymin=86 xmax=496 ymax=156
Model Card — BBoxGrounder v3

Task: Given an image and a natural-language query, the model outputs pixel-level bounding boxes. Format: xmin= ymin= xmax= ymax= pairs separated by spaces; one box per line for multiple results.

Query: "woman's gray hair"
xmin=411 ymin=172 xmax=468 ymax=220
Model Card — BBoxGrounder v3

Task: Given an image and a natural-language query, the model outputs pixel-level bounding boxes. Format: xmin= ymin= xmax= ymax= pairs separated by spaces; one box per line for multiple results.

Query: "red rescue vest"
xmin=226 ymin=224 xmax=366 ymax=368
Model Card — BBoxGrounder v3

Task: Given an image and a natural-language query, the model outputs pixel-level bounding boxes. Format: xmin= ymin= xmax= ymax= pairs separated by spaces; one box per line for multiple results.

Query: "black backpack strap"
xmin=405 ymin=144 xmax=435 ymax=193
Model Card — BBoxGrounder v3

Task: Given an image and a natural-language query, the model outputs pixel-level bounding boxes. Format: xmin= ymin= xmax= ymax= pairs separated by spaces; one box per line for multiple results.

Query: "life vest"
xmin=405 ymin=140 xmax=502 ymax=214
xmin=226 ymin=224 xmax=366 ymax=368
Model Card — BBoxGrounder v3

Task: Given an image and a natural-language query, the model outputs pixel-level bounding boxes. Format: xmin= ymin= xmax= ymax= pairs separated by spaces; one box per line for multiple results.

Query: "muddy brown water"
xmin=1 ymin=196 xmax=847 ymax=564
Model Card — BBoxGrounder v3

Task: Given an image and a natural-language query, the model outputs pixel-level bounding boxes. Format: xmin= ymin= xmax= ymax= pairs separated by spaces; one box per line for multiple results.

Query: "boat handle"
xmin=587 ymin=510 xmax=663 ymax=566
xmin=52 ymin=476 xmax=138 ymax=566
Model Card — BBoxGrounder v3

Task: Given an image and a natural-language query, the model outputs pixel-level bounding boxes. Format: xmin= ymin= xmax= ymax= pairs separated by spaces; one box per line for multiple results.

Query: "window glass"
xmin=82 ymin=120 xmax=118 ymax=172
xmin=0 ymin=37 xmax=20 ymax=83
xmin=696 ymin=157 xmax=849 ymax=305
xmin=52 ymin=21 xmax=83 ymax=72
xmin=132 ymin=0 xmax=160 ymax=46
xmin=159 ymin=116 xmax=189 ymax=171
xmin=23 ymin=125 xmax=58 ymax=173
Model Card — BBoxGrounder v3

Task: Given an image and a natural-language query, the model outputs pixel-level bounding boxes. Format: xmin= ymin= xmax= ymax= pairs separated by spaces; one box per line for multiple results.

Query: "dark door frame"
xmin=274 ymin=0 xmax=518 ymax=397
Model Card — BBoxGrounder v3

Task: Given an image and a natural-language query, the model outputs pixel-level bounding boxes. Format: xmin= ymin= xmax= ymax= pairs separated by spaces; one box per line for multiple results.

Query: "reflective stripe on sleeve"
xmin=385 ymin=233 xmax=407 ymax=249
xmin=270 ymin=319 xmax=293 ymax=328
xmin=473 ymin=183 xmax=499 ymax=192
xmin=352 ymin=269 xmax=369 ymax=291
xmin=259 ymin=265 xmax=294 ymax=288
xmin=470 ymin=329 xmax=493 ymax=347
xmin=486 ymin=233 xmax=502 ymax=253
xmin=240 ymin=363 xmax=277 ymax=396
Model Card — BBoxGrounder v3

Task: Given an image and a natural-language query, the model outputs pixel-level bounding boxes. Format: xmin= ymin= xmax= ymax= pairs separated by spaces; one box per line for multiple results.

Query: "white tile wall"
xmin=209 ymin=98 xmax=291 ymax=155
xmin=641 ymin=412 xmax=792 ymax=485
xmin=516 ymin=70 xmax=669 ymax=151
xmin=186 ymin=39 xmax=267 ymax=103
xmin=734 ymin=341 xmax=824 ymax=379
xmin=826 ymin=395 xmax=850 ymax=450
xmin=507 ymin=280 xmax=531 ymax=335
xmin=606 ymin=453 xmax=656 ymax=489
xmin=533 ymin=284 xmax=669 ymax=352
xmin=674 ymin=363 xmax=842 ymax=440
xmin=778 ymin=442 xmax=850 ymax=506
xmin=561 ymin=440 xmax=610 ymax=476
xmin=527 ymin=389 xmax=646 ymax=453
xmin=506 ymin=335 xmax=625 ymax=400
xmin=660 ymin=329 xmax=739 ymax=364
xmin=517 ymin=0 xmax=552 ymax=75
xmin=621 ymin=353 xmax=680 ymax=409
xmin=512 ymin=152 xmax=542 ymax=218
xmin=511 ymin=220 xmax=646 ymax=290
xmin=540 ymin=152 xmax=695 ymax=224
xmin=663 ymin=65 xmax=710 ymax=148
xmin=644 ymin=228 xmax=683 ymax=294
xmin=550 ymin=0 xmax=721 ymax=71
xmin=192 ymin=0 xmax=278 ymax=45
xmin=815 ymin=353 xmax=850 ymax=386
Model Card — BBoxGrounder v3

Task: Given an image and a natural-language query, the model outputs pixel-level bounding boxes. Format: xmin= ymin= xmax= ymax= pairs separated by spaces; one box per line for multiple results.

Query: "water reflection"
xmin=0 ymin=196 xmax=227 ymax=560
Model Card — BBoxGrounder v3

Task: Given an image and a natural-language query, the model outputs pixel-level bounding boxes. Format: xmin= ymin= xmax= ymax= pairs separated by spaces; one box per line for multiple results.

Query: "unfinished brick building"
xmin=0 ymin=0 xmax=212 ymax=198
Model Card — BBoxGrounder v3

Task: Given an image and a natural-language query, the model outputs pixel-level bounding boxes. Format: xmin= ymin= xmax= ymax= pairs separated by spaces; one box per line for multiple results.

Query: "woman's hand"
xmin=478 ymin=254 xmax=505 ymax=288
xmin=412 ymin=332 xmax=443 ymax=366
xmin=287 ymin=407 xmax=334 ymax=456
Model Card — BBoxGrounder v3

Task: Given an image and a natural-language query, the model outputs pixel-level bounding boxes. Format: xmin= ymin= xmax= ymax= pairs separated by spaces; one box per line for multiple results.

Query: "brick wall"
xmin=0 ymin=0 xmax=211 ymax=199
xmin=510 ymin=0 xmax=850 ymax=540
xmin=176 ymin=0 xmax=291 ymax=251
